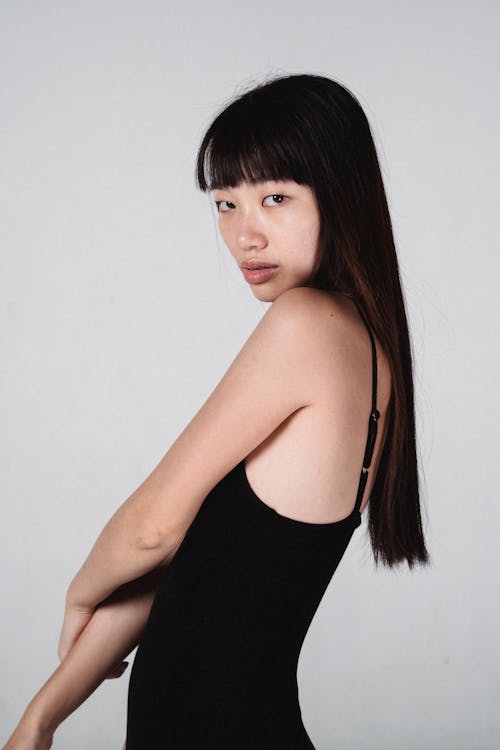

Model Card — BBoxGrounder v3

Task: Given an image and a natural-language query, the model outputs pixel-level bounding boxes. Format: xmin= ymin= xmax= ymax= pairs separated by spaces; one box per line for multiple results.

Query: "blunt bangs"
xmin=195 ymin=89 xmax=315 ymax=193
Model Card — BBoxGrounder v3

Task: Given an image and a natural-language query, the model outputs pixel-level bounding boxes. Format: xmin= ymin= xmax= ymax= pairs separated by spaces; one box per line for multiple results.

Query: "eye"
xmin=214 ymin=200 xmax=234 ymax=213
xmin=263 ymin=194 xmax=287 ymax=207
xmin=214 ymin=194 xmax=288 ymax=213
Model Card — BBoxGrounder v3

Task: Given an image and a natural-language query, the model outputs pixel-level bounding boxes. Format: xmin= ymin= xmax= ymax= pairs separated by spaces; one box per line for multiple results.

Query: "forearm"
xmin=66 ymin=496 xmax=183 ymax=610
xmin=22 ymin=568 xmax=164 ymax=735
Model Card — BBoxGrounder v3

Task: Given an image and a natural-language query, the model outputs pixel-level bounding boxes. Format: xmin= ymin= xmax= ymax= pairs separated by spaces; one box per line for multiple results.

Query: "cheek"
xmin=294 ymin=221 xmax=321 ymax=265
xmin=218 ymin=224 xmax=235 ymax=253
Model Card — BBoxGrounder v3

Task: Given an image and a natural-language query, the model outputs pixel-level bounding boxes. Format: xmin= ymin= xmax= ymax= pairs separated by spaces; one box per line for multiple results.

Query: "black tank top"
xmin=126 ymin=304 xmax=380 ymax=749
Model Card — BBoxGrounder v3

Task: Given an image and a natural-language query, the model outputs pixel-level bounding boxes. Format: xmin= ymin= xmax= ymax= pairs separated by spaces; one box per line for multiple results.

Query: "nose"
xmin=235 ymin=214 xmax=267 ymax=252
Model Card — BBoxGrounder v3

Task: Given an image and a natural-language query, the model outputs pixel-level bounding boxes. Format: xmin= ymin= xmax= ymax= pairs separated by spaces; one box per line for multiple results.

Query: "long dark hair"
xmin=194 ymin=73 xmax=430 ymax=570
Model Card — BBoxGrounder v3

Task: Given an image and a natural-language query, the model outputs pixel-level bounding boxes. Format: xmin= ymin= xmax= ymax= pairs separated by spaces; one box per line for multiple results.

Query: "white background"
xmin=1 ymin=1 xmax=499 ymax=747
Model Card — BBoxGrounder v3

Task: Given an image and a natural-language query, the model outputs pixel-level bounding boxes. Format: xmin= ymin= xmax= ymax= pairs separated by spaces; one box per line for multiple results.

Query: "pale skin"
xmin=2 ymin=179 xmax=391 ymax=748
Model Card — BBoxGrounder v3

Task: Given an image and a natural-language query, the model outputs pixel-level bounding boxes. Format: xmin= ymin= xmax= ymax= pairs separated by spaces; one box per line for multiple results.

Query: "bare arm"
xmin=2 ymin=566 xmax=167 ymax=749
xmin=66 ymin=288 xmax=318 ymax=613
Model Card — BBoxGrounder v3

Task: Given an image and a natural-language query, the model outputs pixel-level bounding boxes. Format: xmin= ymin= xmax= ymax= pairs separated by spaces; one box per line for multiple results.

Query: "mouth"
xmin=241 ymin=262 xmax=278 ymax=270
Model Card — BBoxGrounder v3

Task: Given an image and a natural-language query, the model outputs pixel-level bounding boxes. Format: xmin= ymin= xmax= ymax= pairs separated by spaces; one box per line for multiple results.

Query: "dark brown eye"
xmin=263 ymin=194 xmax=287 ymax=206
xmin=214 ymin=200 xmax=234 ymax=213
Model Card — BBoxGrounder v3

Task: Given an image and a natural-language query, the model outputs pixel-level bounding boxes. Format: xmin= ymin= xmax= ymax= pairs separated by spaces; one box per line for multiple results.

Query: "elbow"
xmin=135 ymin=523 xmax=167 ymax=552
xmin=135 ymin=522 xmax=185 ymax=567
xmin=136 ymin=524 xmax=183 ymax=567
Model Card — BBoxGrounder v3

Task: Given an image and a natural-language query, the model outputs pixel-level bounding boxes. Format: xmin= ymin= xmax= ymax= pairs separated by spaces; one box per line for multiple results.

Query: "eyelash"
xmin=214 ymin=194 xmax=288 ymax=213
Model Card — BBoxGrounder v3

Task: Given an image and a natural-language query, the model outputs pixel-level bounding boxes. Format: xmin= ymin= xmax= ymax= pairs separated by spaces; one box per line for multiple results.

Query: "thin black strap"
xmin=353 ymin=303 xmax=380 ymax=513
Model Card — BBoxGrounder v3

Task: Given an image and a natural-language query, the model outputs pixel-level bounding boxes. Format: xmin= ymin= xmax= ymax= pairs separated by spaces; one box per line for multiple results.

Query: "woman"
xmin=3 ymin=73 xmax=430 ymax=749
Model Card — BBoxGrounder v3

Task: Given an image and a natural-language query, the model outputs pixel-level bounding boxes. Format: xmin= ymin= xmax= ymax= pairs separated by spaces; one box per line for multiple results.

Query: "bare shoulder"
xmin=238 ymin=286 xmax=342 ymax=374
xmin=272 ymin=286 xmax=391 ymax=407
xmin=264 ymin=286 xmax=351 ymax=344
xmin=269 ymin=286 xmax=367 ymax=359
xmin=271 ymin=286 xmax=355 ymax=325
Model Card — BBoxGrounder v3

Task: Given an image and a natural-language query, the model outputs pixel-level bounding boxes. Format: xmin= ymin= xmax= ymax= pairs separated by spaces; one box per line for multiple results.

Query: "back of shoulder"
xmin=263 ymin=288 xmax=371 ymax=398
xmin=263 ymin=286 xmax=345 ymax=348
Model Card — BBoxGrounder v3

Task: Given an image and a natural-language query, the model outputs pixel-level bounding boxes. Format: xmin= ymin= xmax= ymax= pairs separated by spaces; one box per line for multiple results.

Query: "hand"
xmin=57 ymin=602 xmax=95 ymax=663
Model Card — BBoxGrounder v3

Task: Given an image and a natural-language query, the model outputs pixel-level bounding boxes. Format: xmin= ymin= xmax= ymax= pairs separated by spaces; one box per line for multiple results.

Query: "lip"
xmin=242 ymin=266 xmax=278 ymax=284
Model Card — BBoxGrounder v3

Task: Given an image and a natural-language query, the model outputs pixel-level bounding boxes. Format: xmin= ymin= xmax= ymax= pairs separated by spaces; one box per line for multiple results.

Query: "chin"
xmin=250 ymin=287 xmax=278 ymax=303
xmin=248 ymin=275 xmax=307 ymax=302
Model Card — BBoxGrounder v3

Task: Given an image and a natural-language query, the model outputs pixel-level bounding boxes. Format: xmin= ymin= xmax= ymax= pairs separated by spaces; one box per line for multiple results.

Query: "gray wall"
xmin=1 ymin=1 xmax=498 ymax=747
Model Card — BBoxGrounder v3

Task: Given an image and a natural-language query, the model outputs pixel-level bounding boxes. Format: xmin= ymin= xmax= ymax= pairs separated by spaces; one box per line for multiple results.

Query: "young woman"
xmin=2 ymin=73 xmax=430 ymax=750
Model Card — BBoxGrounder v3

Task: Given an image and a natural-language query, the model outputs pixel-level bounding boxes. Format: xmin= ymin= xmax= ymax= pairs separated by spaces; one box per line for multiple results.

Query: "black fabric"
xmin=125 ymin=305 xmax=378 ymax=749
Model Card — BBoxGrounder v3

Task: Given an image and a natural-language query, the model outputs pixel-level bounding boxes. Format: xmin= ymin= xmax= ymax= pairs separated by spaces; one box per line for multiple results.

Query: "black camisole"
xmin=125 ymin=303 xmax=380 ymax=749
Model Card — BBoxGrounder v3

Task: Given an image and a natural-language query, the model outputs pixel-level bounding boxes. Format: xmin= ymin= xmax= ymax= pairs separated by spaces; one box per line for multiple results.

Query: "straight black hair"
xmin=195 ymin=73 xmax=430 ymax=570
